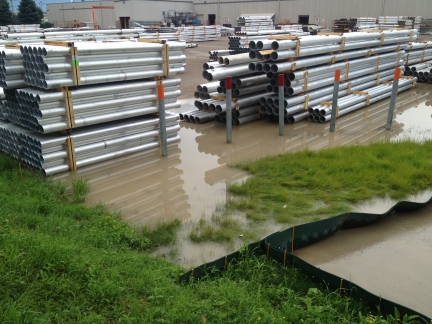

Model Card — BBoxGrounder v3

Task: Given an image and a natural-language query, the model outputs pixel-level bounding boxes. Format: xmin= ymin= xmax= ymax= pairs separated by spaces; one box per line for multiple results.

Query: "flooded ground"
xmin=56 ymin=83 xmax=432 ymax=266
xmin=294 ymin=202 xmax=432 ymax=317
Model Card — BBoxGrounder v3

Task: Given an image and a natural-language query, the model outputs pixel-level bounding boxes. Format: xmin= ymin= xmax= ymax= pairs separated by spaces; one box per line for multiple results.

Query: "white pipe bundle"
xmin=176 ymin=26 xmax=220 ymax=42
xmin=0 ymin=113 xmax=181 ymax=176
xmin=7 ymin=79 xmax=182 ymax=133
xmin=0 ymin=49 xmax=25 ymax=89
xmin=18 ymin=41 xmax=186 ymax=89
xmin=307 ymin=78 xmax=416 ymax=123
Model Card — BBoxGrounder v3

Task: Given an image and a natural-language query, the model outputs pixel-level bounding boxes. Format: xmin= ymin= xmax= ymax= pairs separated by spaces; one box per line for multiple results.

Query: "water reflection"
xmin=56 ymin=144 xmax=190 ymax=226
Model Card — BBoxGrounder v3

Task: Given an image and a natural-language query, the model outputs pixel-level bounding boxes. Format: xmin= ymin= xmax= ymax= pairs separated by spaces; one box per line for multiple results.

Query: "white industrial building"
xmin=46 ymin=0 xmax=432 ymax=29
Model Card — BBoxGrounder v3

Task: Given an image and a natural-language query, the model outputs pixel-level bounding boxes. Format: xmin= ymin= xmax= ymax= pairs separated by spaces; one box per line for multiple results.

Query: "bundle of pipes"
xmin=349 ymin=17 xmax=378 ymax=31
xmin=137 ymin=33 xmax=185 ymax=42
xmin=236 ymin=15 xmax=274 ymax=32
xmin=259 ymin=66 xmax=402 ymax=123
xmin=176 ymin=26 xmax=221 ymax=42
xmin=6 ymin=79 xmax=182 ymax=133
xmin=0 ymin=48 xmax=25 ymax=89
xmin=18 ymin=41 xmax=186 ymax=89
xmin=209 ymin=49 xmax=232 ymax=61
xmin=0 ymin=113 xmax=181 ymax=176
xmin=0 ymin=29 xmax=156 ymax=45
xmin=378 ymin=16 xmax=420 ymax=30
xmin=307 ymin=77 xmax=416 ymax=123
xmin=189 ymin=69 xmax=270 ymax=125
xmin=248 ymin=29 xmax=416 ymax=66
xmin=248 ymin=29 xmax=418 ymax=123
xmin=7 ymin=24 xmax=42 ymax=33
xmin=404 ymin=41 xmax=432 ymax=66
xmin=404 ymin=61 xmax=432 ymax=83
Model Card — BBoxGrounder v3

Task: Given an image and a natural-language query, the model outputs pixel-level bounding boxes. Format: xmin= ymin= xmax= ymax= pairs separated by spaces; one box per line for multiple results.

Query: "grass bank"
xmin=0 ymin=155 xmax=425 ymax=323
xmin=191 ymin=141 xmax=432 ymax=242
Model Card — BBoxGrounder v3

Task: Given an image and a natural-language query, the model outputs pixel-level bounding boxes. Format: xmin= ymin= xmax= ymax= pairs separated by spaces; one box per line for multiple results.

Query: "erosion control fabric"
xmin=180 ymin=197 xmax=432 ymax=321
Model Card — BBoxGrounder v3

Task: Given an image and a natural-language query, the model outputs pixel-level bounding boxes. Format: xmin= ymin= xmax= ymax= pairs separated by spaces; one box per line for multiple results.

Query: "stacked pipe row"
xmin=247 ymin=29 xmax=417 ymax=123
xmin=258 ymin=67 xmax=400 ymax=124
xmin=404 ymin=61 xmax=432 ymax=83
xmin=5 ymin=24 xmax=42 ymax=32
xmin=0 ymin=48 xmax=25 ymax=89
xmin=236 ymin=16 xmax=274 ymax=32
xmin=377 ymin=16 xmax=421 ymax=30
xmin=18 ymin=42 xmax=186 ymax=89
xmin=307 ymin=78 xmax=416 ymax=123
xmin=349 ymin=17 xmax=378 ymax=31
xmin=404 ymin=41 xmax=432 ymax=66
xmin=0 ymin=114 xmax=181 ymax=175
xmin=7 ymin=79 xmax=181 ymax=133
xmin=176 ymin=26 xmax=220 ymax=42
xmin=1 ymin=29 xmax=145 ymax=45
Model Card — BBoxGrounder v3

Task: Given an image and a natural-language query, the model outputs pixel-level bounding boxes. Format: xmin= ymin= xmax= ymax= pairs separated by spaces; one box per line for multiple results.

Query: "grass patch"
xmin=0 ymin=154 xmax=426 ymax=323
xmin=229 ymin=141 xmax=432 ymax=223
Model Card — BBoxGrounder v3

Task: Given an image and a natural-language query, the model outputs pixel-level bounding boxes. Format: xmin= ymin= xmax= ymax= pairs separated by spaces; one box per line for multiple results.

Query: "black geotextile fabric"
xmin=179 ymin=196 xmax=432 ymax=321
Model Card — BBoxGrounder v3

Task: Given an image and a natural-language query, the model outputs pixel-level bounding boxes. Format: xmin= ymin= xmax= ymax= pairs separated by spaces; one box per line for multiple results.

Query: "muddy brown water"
xmin=294 ymin=202 xmax=432 ymax=317
xmin=55 ymin=45 xmax=432 ymax=316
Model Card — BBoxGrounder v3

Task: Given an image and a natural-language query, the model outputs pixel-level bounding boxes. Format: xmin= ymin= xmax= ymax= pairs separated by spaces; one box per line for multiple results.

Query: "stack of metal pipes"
xmin=413 ymin=17 xmax=422 ymax=30
xmin=0 ymin=48 xmax=25 ymax=89
xmin=0 ymin=113 xmax=181 ymax=176
xmin=0 ymin=29 xmax=186 ymax=46
xmin=377 ymin=16 xmax=416 ymax=30
xmin=349 ymin=17 xmax=378 ymax=31
xmin=404 ymin=41 xmax=432 ymax=66
xmin=7 ymin=24 xmax=42 ymax=32
xmin=307 ymin=78 xmax=416 ymax=123
xmin=404 ymin=61 xmax=432 ymax=83
xmin=258 ymin=66 xmax=401 ymax=124
xmin=9 ymin=79 xmax=181 ymax=133
xmin=19 ymin=42 xmax=186 ymax=89
xmin=138 ymin=32 xmax=185 ymax=42
xmin=236 ymin=16 xmax=274 ymax=32
xmin=184 ymin=60 xmax=270 ymax=124
xmin=176 ymin=26 xmax=220 ymax=42
xmin=209 ymin=49 xmax=231 ymax=61
xmin=248 ymin=30 xmax=417 ymax=122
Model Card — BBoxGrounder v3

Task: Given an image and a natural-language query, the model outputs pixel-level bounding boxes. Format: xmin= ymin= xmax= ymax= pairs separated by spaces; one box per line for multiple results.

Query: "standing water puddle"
xmin=56 ymin=84 xmax=432 ymax=271
xmin=294 ymin=198 xmax=432 ymax=317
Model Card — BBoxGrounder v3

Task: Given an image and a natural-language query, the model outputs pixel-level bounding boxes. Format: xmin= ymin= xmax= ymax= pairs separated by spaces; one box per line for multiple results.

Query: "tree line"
xmin=0 ymin=0 xmax=45 ymax=26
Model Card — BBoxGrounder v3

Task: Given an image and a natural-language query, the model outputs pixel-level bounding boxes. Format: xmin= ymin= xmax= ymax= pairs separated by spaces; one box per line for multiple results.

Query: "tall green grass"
xmin=0 ymin=154 xmax=425 ymax=323
xmin=229 ymin=141 xmax=432 ymax=223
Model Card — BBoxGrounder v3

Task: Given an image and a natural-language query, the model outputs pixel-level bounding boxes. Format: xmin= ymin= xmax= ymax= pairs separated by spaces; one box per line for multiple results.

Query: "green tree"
xmin=17 ymin=0 xmax=40 ymax=24
xmin=36 ymin=6 xmax=43 ymax=21
xmin=0 ymin=0 xmax=13 ymax=26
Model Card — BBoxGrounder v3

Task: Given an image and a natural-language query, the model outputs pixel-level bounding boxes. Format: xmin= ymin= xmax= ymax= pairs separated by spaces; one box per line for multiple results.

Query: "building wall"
xmin=47 ymin=0 xmax=432 ymax=29
xmin=47 ymin=1 xmax=116 ymax=28
xmin=47 ymin=0 xmax=193 ymax=28
xmin=193 ymin=0 xmax=432 ymax=28
xmin=115 ymin=1 xmax=193 ymax=23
